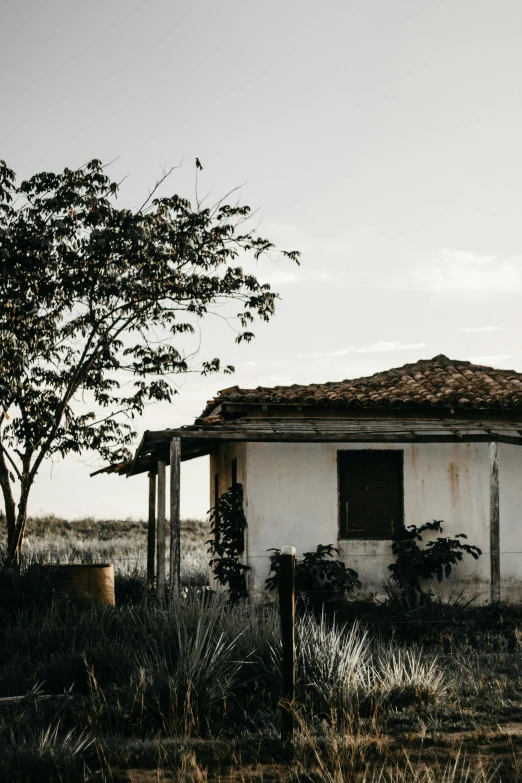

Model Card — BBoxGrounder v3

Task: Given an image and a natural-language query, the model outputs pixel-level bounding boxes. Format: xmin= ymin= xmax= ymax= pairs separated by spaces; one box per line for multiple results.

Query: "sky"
xmin=1 ymin=0 xmax=522 ymax=520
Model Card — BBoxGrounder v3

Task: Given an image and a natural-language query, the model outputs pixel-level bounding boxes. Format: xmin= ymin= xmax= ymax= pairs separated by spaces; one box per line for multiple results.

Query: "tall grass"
xmin=297 ymin=614 xmax=371 ymax=718
xmin=114 ymin=595 xmax=250 ymax=734
xmin=0 ymin=721 xmax=96 ymax=783
xmin=15 ymin=514 xmax=210 ymax=589
xmin=1 ymin=526 xmax=522 ymax=779
xmin=375 ymin=648 xmax=448 ymax=708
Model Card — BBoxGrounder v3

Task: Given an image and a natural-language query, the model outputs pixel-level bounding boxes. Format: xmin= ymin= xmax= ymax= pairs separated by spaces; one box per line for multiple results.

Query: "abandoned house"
xmin=99 ymin=354 xmax=522 ymax=602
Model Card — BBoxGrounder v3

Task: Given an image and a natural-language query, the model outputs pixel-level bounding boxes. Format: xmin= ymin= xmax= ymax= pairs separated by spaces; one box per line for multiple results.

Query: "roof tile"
xmin=199 ymin=355 xmax=522 ymax=419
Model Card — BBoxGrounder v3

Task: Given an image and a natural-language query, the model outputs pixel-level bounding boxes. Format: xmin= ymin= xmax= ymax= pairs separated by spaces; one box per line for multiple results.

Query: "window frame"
xmin=337 ymin=449 xmax=404 ymax=541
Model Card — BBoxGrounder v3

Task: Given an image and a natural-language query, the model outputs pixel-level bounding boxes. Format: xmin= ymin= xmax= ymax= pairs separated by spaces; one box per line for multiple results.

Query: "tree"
xmin=0 ymin=159 xmax=299 ymax=564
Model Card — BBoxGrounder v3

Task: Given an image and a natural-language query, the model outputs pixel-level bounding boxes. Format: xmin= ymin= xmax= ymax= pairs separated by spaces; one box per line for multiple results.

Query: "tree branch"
xmin=137 ymin=159 xmax=184 ymax=214
xmin=0 ymin=444 xmax=22 ymax=482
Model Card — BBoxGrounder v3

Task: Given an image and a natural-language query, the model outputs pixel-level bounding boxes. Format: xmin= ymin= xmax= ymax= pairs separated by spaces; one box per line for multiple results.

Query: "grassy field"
xmin=22 ymin=514 xmax=209 ymax=587
xmin=1 ymin=517 xmax=522 ymax=781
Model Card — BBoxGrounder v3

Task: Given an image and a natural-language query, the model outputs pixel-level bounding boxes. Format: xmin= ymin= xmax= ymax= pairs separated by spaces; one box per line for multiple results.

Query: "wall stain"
xmin=411 ymin=444 xmax=418 ymax=473
xmin=448 ymin=460 xmax=460 ymax=509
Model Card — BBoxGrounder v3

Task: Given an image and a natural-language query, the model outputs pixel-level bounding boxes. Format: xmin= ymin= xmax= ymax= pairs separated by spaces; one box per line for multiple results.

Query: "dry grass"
xmin=1 ymin=517 xmax=522 ymax=781
xmin=21 ymin=514 xmax=209 ymax=586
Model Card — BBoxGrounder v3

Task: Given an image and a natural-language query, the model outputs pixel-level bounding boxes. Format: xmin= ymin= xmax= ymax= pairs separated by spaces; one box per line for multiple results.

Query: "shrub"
xmin=265 ymin=544 xmax=361 ymax=603
xmin=388 ymin=520 xmax=482 ymax=599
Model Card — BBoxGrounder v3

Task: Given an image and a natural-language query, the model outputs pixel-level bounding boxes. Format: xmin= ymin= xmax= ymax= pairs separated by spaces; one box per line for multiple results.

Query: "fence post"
xmin=279 ymin=545 xmax=296 ymax=746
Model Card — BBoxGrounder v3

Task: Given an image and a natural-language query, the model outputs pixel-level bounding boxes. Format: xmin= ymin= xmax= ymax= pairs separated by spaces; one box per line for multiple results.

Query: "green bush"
xmin=265 ymin=544 xmax=361 ymax=604
xmin=388 ymin=520 xmax=482 ymax=600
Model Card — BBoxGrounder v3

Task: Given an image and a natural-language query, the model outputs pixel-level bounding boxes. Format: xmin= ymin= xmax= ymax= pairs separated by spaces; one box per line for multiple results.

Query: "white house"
xmin=101 ymin=355 xmax=522 ymax=603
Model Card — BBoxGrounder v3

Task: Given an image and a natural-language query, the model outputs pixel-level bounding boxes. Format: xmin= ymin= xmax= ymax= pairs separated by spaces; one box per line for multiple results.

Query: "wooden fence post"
xmin=489 ymin=441 xmax=500 ymax=604
xmin=279 ymin=545 xmax=296 ymax=746
xmin=147 ymin=470 xmax=156 ymax=590
xmin=169 ymin=437 xmax=181 ymax=596
xmin=156 ymin=460 xmax=166 ymax=600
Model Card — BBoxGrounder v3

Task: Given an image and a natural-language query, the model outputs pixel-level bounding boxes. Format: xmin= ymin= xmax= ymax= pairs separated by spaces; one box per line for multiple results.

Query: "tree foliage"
xmin=0 ymin=159 xmax=299 ymax=562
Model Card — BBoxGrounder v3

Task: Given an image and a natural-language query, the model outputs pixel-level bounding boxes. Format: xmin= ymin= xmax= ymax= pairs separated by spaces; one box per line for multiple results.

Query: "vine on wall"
xmin=207 ymin=484 xmax=250 ymax=602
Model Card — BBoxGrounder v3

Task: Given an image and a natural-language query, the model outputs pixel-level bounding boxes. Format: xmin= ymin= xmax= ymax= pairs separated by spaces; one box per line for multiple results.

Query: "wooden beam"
xmin=156 ymin=460 xmax=166 ymax=600
xmin=219 ymin=403 xmax=522 ymax=421
xmin=121 ymin=423 xmax=522 ymax=477
xmin=141 ymin=421 xmax=522 ymax=442
xmin=128 ymin=431 xmax=148 ymax=477
xmin=169 ymin=437 xmax=181 ymax=596
xmin=489 ymin=442 xmax=500 ymax=604
xmin=147 ymin=471 xmax=156 ymax=590
xmin=147 ymin=430 xmax=522 ymax=444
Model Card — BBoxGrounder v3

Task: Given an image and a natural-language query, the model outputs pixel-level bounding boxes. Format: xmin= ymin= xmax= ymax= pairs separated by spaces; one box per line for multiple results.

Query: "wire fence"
xmin=12 ymin=550 xmax=522 ymax=563
xmin=4 ymin=536 xmax=521 ymax=631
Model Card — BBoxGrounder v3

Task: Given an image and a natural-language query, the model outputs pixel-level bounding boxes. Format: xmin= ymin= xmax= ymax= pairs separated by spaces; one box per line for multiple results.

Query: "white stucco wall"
xmin=207 ymin=439 xmax=522 ymax=602
xmin=499 ymin=443 xmax=522 ymax=602
xmin=217 ymin=441 xmax=492 ymax=602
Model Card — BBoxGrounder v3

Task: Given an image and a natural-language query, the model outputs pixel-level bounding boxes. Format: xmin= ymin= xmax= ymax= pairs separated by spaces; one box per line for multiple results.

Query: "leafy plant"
xmin=207 ymin=484 xmax=250 ymax=601
xmin=265 ymin=544 xmax=361 ymax=601
xmin=0 ymin=159 xmax=299 ymax=563
xmin=388 ymin=520 xmax=482 ymax=598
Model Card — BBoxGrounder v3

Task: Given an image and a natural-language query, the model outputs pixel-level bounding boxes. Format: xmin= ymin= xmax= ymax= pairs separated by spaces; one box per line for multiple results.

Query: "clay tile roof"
xmin=197 ymin=355 xmax=522 ymax=420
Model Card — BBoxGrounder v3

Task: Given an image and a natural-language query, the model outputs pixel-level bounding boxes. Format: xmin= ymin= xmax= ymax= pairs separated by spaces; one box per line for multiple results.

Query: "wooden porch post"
xmin=156 ymin=460 xmax=167 ymax=600
xmin=489 ymin=441 xmax=500 ymax=604
xmin=170 ymin=437 xmax=181 ymax=596
xmin=147 ymin=470 xmax=156 ymax=589
xmin=279 ymin=546 xmax=296 ymax=746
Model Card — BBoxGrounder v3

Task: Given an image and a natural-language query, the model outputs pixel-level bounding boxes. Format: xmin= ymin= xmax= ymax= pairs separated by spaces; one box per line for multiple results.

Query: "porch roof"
xmin=92 ymin=416 xmax=522 ymax=478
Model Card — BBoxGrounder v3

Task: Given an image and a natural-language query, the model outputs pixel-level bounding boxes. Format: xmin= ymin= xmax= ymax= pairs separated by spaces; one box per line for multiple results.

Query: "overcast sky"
xmin=2 ymin=0 xmax=522 ymax=520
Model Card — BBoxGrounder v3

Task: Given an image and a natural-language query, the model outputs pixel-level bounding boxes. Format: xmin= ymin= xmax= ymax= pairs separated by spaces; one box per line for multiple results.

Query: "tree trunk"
xmin=9 ymin=514 xmax=27 ymax=566
xmin=0 ymin=453 xmax=16 ymax=551
xmin=5 ymin=481 xmax=31 ymax=567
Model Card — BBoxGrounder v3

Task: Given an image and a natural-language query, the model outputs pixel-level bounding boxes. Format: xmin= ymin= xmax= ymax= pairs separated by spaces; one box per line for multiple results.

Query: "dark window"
xmin=231 ymin=458 xmax=238 ymax=488
xmin=338 ymin=451 xmax=403 ymax=539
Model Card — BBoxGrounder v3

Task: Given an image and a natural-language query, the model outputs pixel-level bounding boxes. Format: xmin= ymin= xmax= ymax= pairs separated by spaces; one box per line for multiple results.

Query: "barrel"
xmin=50 ymin=564 xmax=116 ymax=606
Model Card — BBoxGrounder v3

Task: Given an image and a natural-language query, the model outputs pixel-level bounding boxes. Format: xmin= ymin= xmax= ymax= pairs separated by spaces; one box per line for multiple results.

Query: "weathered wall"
xmin=236 ymin=441 xmax=492 ymax=601
xmin=499 ymin=443 xmax=522 ymax=602
xmin=209 ymin=442 xmax=246 ymax=504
